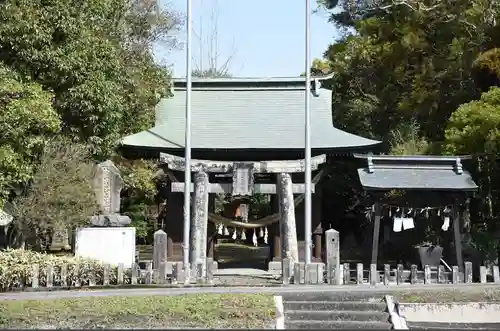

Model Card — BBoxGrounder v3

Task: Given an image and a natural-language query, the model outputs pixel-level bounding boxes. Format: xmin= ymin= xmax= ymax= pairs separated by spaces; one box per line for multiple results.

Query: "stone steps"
xmin=286 ymin=309 xmax=389 ymax=322
xmin=282 ymin=292 xmax=391 ymax=329
xmin=283 ymin=291 xmax=387 ymax=301
xmin=285 ymin=300 xmax=387 ymax=311
xmin=285 ymin=320 xmax=392 ymax=329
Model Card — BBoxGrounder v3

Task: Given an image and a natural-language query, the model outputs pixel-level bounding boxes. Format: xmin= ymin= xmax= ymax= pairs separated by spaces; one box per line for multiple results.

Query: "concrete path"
xmin=1 ymin=283 xmax=500 ymax=301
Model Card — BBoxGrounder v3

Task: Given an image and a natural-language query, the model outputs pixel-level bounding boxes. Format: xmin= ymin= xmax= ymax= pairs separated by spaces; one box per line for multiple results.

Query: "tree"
xmin=0 ymin=64 xmax=60 ymax=206
xmin=192 ymin=0 xmax=237 ymax=78
xmin=10 ymin=139 xmax=98 ymax=250
xmin=314 ymin=0 xmax=500 ymax=262
xmin=0 ymin=0 xmax=181 ymax=159
xmin=445 ymin=87 xmax=500 ymax=156
xmin=0 ymin=0 xmax=183 ymax=240
xmin=315 ymin=0 xmax=496 ymax=144
xmin=444 ymin=86 xmax=500 ymax=259
xmin=389 ymin=121 xmax=429 ymax=156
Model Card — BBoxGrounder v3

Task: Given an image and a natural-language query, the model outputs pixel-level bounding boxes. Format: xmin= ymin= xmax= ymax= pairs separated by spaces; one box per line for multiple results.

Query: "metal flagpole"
xmin=304 ymin=0 xmax=312 ymax=265
xmin=183 ymin=0 xmax=193 ymax=278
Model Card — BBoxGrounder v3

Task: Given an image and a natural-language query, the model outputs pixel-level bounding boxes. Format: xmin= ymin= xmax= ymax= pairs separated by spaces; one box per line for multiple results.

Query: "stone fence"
xmin=22 ymin=259 xmax=499 ymax=290
xmin=28 ymin=258 xmax=217 ymax=289
xmin=280 ymin=259 xmax=499 ymax=285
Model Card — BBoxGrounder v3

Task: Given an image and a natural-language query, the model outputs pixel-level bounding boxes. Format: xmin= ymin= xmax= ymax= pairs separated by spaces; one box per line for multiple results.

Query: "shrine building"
xmin=121 ymin=75 xmax=381 ymax=268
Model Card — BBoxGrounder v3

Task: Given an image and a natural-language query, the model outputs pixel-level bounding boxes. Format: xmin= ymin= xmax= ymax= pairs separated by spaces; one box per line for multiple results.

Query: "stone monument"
xmin=74 ymin=160 xmax=134 ymax=266
xmin=52 ymin=160 xmax=131 ymax=251
xmin=49 ymin=225 xmax=71 ymax=251
xmin=90 ymin=160 xmax=131 ymax=227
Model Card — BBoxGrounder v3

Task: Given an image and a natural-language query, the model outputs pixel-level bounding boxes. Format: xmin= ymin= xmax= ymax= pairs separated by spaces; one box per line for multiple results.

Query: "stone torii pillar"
xmin=277 ymin=173 xmax=299 ymax=264
xmin=189 ymin=171 xmax=209 ymax=277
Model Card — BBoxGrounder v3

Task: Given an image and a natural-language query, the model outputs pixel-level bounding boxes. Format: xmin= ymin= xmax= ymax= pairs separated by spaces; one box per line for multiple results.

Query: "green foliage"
xmin=0 ymin=249 xmax=130 ymax=290
xmin=0 ymin=65 xmax=60 ymax=205
xmin=11 ymin=139 xmax=98 ymax=249
xmin=117 ymin=157 xmax=159 ymax=243
xmin=130 ymin=217 xmax=152 ymax=242
xmin=474 ymin=48 xmax=500 ymax=79
xmin=0 ymin=0 xmax=179 ymax=159
xmin=123 ymin=202 xmax=156 ymax=242
xmin=389 ymin=121 xmax=429 ymax=155
xmin=0 ymin=0 xmax=178 ymax=239
xmin=445 ymin=87 xmax=500 ymax=155
xmin=116 ymin=157 xmax=158 ymax=200
xmin=315 ymin=0 xmax=496 ymax=144
xmin=470 ymin=225 xmax=498 ymax=262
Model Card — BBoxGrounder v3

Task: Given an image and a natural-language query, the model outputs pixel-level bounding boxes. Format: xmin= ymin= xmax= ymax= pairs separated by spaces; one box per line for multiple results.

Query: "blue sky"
xmin=156 ymin=0 xmax=340 ymax=77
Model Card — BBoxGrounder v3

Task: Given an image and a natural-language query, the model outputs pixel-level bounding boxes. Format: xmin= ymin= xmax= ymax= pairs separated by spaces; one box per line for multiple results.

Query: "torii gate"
xmin=160 ymin=152 xmax=326 ymax=276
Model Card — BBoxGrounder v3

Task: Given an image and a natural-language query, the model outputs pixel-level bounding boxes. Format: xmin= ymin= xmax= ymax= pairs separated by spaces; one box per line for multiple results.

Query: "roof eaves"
xmin=172 ymin=73 xmax=335 ymax=85
xmin=353 ymin=154 xmax=473 ymax=161
xmin=120 ymin=126 xmax=182 ymax=149
xmin=357 ymin=168 xmax=478 ymax=192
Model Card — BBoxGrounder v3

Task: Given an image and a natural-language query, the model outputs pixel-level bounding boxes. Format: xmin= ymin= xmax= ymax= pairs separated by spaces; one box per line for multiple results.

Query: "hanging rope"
xmin=207 ymin=169 xmax=324 ymax=229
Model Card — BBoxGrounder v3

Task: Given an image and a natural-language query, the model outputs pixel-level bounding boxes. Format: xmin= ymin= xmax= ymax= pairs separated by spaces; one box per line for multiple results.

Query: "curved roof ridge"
xmin=121 ymin=83 xmax=381 ymax=152
xmin=172 ymin=74 xmax=334 ymax=85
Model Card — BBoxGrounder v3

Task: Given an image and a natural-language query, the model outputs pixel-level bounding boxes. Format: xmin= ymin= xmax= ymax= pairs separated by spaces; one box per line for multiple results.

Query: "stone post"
xmin=189 ymin=171 xmax=209 ymax=277
xmin=325 ymin=229 xmax=340 ymax=285
xmin=153 ymin=229 xmax=168 ymax=269
xmin=277 ymin=173 xmax=299 ymax=264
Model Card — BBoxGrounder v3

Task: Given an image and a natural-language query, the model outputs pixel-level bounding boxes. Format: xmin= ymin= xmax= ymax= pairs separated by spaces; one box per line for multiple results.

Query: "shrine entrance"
xmin=214 ymin=196 xmax=272 ymax=270
xmin=160 ymin=152 xmax=327 ymax=272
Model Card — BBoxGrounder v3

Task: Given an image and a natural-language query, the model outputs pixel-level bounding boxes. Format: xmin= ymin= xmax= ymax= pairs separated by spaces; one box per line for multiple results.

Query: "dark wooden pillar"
xmin=273 ymin=235 xmax=281 ymax=261
xmin=207 ymin=194 xmax=216 ymax=259
xmin=371 ymin=202 xmax=382 ymax=266
xmin=269 ymin=194 xmax=281 ymax=261
xmin=167 ymin=236 xmax=174 ymax=259
xmin=312 ymin=181 xmax=323 ymax=261
xmin=453 ymin=201 xmax=464 ymax=272
xmin=313 ymin=224 xmax=322 ymax=261
xmin=165 ymin=190 xmax=183 ymax=260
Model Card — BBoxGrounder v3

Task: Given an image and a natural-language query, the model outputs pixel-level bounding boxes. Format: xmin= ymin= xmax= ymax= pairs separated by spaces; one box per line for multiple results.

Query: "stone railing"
xmin=25 ymin=258 xmax=217 ymax=290
xmin=279 ymin=258 xmax=499 ymax=285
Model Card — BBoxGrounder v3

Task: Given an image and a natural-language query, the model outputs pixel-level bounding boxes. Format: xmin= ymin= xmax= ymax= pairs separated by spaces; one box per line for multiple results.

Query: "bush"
xmin=11 ymin=139 xmax=98 ymax=250
xmin=0 ymin=249 xmax=131 ymax=291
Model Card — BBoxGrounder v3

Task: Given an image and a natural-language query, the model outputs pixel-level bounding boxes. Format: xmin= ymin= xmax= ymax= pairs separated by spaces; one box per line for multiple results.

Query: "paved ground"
xmin=2 ymin=283 xmax=500 ymax=301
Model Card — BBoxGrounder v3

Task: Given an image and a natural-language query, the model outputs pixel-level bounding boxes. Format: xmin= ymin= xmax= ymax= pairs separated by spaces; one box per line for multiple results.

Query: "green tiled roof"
xmin=354 ymin=154 xmax=478 ymax=191
xmin=121 ymin=76 xmax=380 ymax=150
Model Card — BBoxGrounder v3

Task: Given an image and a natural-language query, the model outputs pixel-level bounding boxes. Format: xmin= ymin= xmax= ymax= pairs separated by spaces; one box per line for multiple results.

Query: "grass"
xmin=0 ymin=293 xmax=276 ymax=329
xmin=394 ymin=287 xmax=500 ymax=303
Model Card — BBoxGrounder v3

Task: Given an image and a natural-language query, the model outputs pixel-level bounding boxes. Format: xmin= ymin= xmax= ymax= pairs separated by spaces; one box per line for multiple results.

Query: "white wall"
xmin=75 ymin=227 xmax=136 ymax=268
